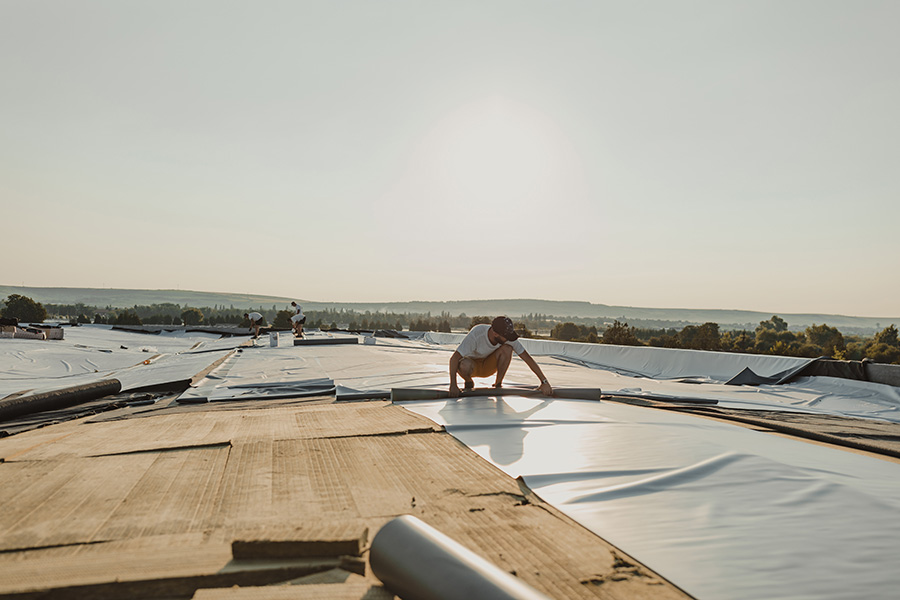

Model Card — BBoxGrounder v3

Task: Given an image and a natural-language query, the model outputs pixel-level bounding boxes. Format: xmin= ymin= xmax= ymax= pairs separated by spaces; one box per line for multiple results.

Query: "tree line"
xmin=547 ymin=316 xmax=900 ymax=365
xmin=3 ymin=295 xmax=897 ymax=365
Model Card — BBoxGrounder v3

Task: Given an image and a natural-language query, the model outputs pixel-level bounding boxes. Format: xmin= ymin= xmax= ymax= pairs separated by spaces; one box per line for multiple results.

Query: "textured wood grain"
xmin=0 ymin=398 xmax=688 ymax=599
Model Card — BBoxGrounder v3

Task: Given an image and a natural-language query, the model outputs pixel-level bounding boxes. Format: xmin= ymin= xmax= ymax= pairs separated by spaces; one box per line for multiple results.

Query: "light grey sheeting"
xmin=179 ymin=336 xmax=900 ymax=423
xmin=400 ymin=395 xmax=900 ymax=600
xmin=0 ymin=326 xmax=243 ymax=399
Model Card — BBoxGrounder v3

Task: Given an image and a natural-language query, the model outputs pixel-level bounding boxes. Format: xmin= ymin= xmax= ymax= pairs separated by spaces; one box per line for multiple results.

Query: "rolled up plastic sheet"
xmin=293 ymin=337 xmax=358 ymax=346
xmin=370 ymin=515 xmax=550 ymax=600
xmin=390 ymin=387 xmax=601 ymax=402
xmin=0 ymin=379 xmax=123 ymax=422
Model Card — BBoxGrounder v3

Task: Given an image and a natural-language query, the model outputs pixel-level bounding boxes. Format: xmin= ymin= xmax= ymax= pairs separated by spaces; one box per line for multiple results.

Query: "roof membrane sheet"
xmin=0 ymin=325 xmax=248 ymax=398
xmin=4 ymin=327 xmax=900 ymax=598
xmin=178 ymin=336 xmax=451 ymax=402
xmin=400 ymin=395 xmax=900 ymax=600
xmin=421 ymin=335 xmax=900 ymax=423
xmin=175 ymin=336 xmax=900 ymax=423
xmin=424 ymin=332 xmax=813 ymax=382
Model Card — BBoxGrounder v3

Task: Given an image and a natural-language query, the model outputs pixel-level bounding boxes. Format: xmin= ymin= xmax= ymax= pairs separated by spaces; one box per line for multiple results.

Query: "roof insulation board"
xmin=0 ymin=400 xmax=684 ymax=599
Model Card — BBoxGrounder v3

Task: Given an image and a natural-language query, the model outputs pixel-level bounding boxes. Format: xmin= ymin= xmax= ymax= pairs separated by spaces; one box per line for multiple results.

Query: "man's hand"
xmin=449 ymin=383 xmax=461 ymax=398
xmin=538 ymin=380 xmax=553 ymax=397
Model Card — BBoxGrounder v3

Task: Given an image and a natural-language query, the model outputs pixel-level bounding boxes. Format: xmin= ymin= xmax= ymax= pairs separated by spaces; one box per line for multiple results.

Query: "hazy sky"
xmin=2 ymin=1 xmax=898 ymax=317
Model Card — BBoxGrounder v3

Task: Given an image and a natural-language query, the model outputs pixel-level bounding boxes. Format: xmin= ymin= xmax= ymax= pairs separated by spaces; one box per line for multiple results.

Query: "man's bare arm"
xmin=519 ymin=350 xmax=553 ymax=397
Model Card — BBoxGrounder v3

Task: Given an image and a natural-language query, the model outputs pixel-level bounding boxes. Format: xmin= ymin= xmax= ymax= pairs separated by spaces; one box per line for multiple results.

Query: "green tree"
xmin=2 ymin=294 xmax=48 ymax=323
xmin=272 ymin=310 xmax=293 ymax=329
xmin=874 ymin=325 xmax=899 ymax=348
xmin=865 ymin=343 xmax=900 ymax=365
xmin=845 ymin=341 xmax=866 ymax=361
xmin=754 ymin=328 xmax=778 ymax=353
xmin=114 ymin=310 xmax=142 ymax=326
xmin=648 ymin=334 xmax=679 ymax=348
xmin=602 ymin=321 xmax=642 ymax=346
xmin=729 ymin=330 xmax=755 ymax=353
xmin=181 ymin=307 xmax=204 ymax=326
xmin=805 ymin=324 xmax=845 ymax=357
xmin=794 ymin=343 xmax=825 ymax=358
xmin=756 ymin=315 xmax=788 ymax=334
xmin=755 ymin=317 xmax=799 ymax=354
xmin=551 ymin=322 xmax=582 ymax=341
xmin=759 ymin=330 xmax=805 ymax=356
xmin=469 ymin=316 xmax=491 ymax=329
xmin=679 ymin=322 xmax=721 ymax=350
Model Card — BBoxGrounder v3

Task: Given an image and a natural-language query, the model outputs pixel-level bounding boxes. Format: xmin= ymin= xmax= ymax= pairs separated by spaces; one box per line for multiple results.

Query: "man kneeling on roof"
xmin=449 ymin=316 xmax=553 ymax=398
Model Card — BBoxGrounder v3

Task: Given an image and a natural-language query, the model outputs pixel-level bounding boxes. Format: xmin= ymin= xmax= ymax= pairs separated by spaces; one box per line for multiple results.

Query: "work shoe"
xmin=464 ymin=381 xmax=475 ymax=390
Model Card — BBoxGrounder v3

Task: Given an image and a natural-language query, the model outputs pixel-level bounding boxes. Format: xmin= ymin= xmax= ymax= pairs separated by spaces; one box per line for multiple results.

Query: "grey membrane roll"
xmin=370 ymin=515 xmax=550 ymax=600
xmin=390 ymin=387 xmax=601 ymax=402
xmin=0 ymin=379 xmax=123 ymax=423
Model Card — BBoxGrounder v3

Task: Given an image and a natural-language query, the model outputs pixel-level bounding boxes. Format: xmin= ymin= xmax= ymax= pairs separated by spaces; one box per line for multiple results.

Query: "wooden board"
xmin=0 ymin=398 xmax=689 ymax=599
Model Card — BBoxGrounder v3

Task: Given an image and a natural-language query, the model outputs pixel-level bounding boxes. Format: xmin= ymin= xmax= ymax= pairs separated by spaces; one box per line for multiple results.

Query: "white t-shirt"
xmin=456 ymin=324 xmax=525 ymax=359
xmin=247 ymin=312 xmax=263 ymax=322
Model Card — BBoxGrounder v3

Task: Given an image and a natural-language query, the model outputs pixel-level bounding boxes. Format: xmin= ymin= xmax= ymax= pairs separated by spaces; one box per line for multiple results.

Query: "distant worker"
xmin=244 ymin=312 xmax=263 ymax=339
xmin=449 ymin=316 xmax=553 ymax=398
xmin=290 ymin=301 xmax=306 ymax=338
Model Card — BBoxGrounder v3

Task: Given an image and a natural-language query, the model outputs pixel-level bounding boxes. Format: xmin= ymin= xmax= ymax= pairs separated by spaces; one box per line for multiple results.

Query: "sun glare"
xmin=388 ymin=95 xmax=588 ymax=219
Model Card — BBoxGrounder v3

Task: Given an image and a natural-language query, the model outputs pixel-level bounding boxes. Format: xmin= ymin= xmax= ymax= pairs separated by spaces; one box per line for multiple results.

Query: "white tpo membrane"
xmin=0 ymin=325 xmax=249 ymax=398
xmin=174 ymin=337 xmax=900 ymax=422
xmin=400 ymin=396 xmax=900 ymax=599
xmin=423 ymin=332 xmax=813 ymax=381
xmin=421 ymin=334 xmax=900 ymax=423
xmin=179 ymin=342 xmax=337 ymax=402
xmin=180 ymin=335 xmax=450 ymax=402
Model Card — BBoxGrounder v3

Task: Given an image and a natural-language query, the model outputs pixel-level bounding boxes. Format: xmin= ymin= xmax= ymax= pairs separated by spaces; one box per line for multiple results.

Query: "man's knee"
xmin=497 ymin=344 xmax=513 ymax=360
xmin=458 ymin=357 xmax=475 ymax=376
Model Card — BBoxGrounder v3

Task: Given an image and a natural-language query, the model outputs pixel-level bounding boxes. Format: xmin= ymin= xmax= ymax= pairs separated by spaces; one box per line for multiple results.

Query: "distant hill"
xmin=2 ymin=285 xmax=897 ymax=334
xmin=0 ymin=286 xmax=293 ymax=311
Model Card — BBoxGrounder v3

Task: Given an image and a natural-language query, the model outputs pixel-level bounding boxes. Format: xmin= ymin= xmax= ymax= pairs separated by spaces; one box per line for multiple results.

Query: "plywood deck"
xmin=0 ymin=400 xmax=690 ymax=599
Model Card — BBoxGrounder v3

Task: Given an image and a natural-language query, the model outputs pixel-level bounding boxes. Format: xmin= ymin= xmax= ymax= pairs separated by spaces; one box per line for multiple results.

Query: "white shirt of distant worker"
xmin=290 ymin=301 xmax=306 ymax=338
xmin=244 ymin=312 xmax=263 ymax=339
xmin=449 ymin=316 xmax=552 ymax=398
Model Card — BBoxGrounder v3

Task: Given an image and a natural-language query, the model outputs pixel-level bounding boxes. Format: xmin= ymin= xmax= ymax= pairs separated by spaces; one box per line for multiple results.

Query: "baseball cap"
xmin=491 ymin=316 xmax=519 ymax=341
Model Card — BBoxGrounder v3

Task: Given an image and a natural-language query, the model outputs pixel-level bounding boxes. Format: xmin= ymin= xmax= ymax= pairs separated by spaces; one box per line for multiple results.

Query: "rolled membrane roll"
xmin=370 ymin=515 xmax=550 ymax=600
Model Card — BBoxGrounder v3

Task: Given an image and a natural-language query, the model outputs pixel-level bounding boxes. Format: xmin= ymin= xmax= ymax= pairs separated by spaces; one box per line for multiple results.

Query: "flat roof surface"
xmin=0 ymin=399 xmax=687 ymax=599
xmin=2 ymin=327 xmax=899 ymax=598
